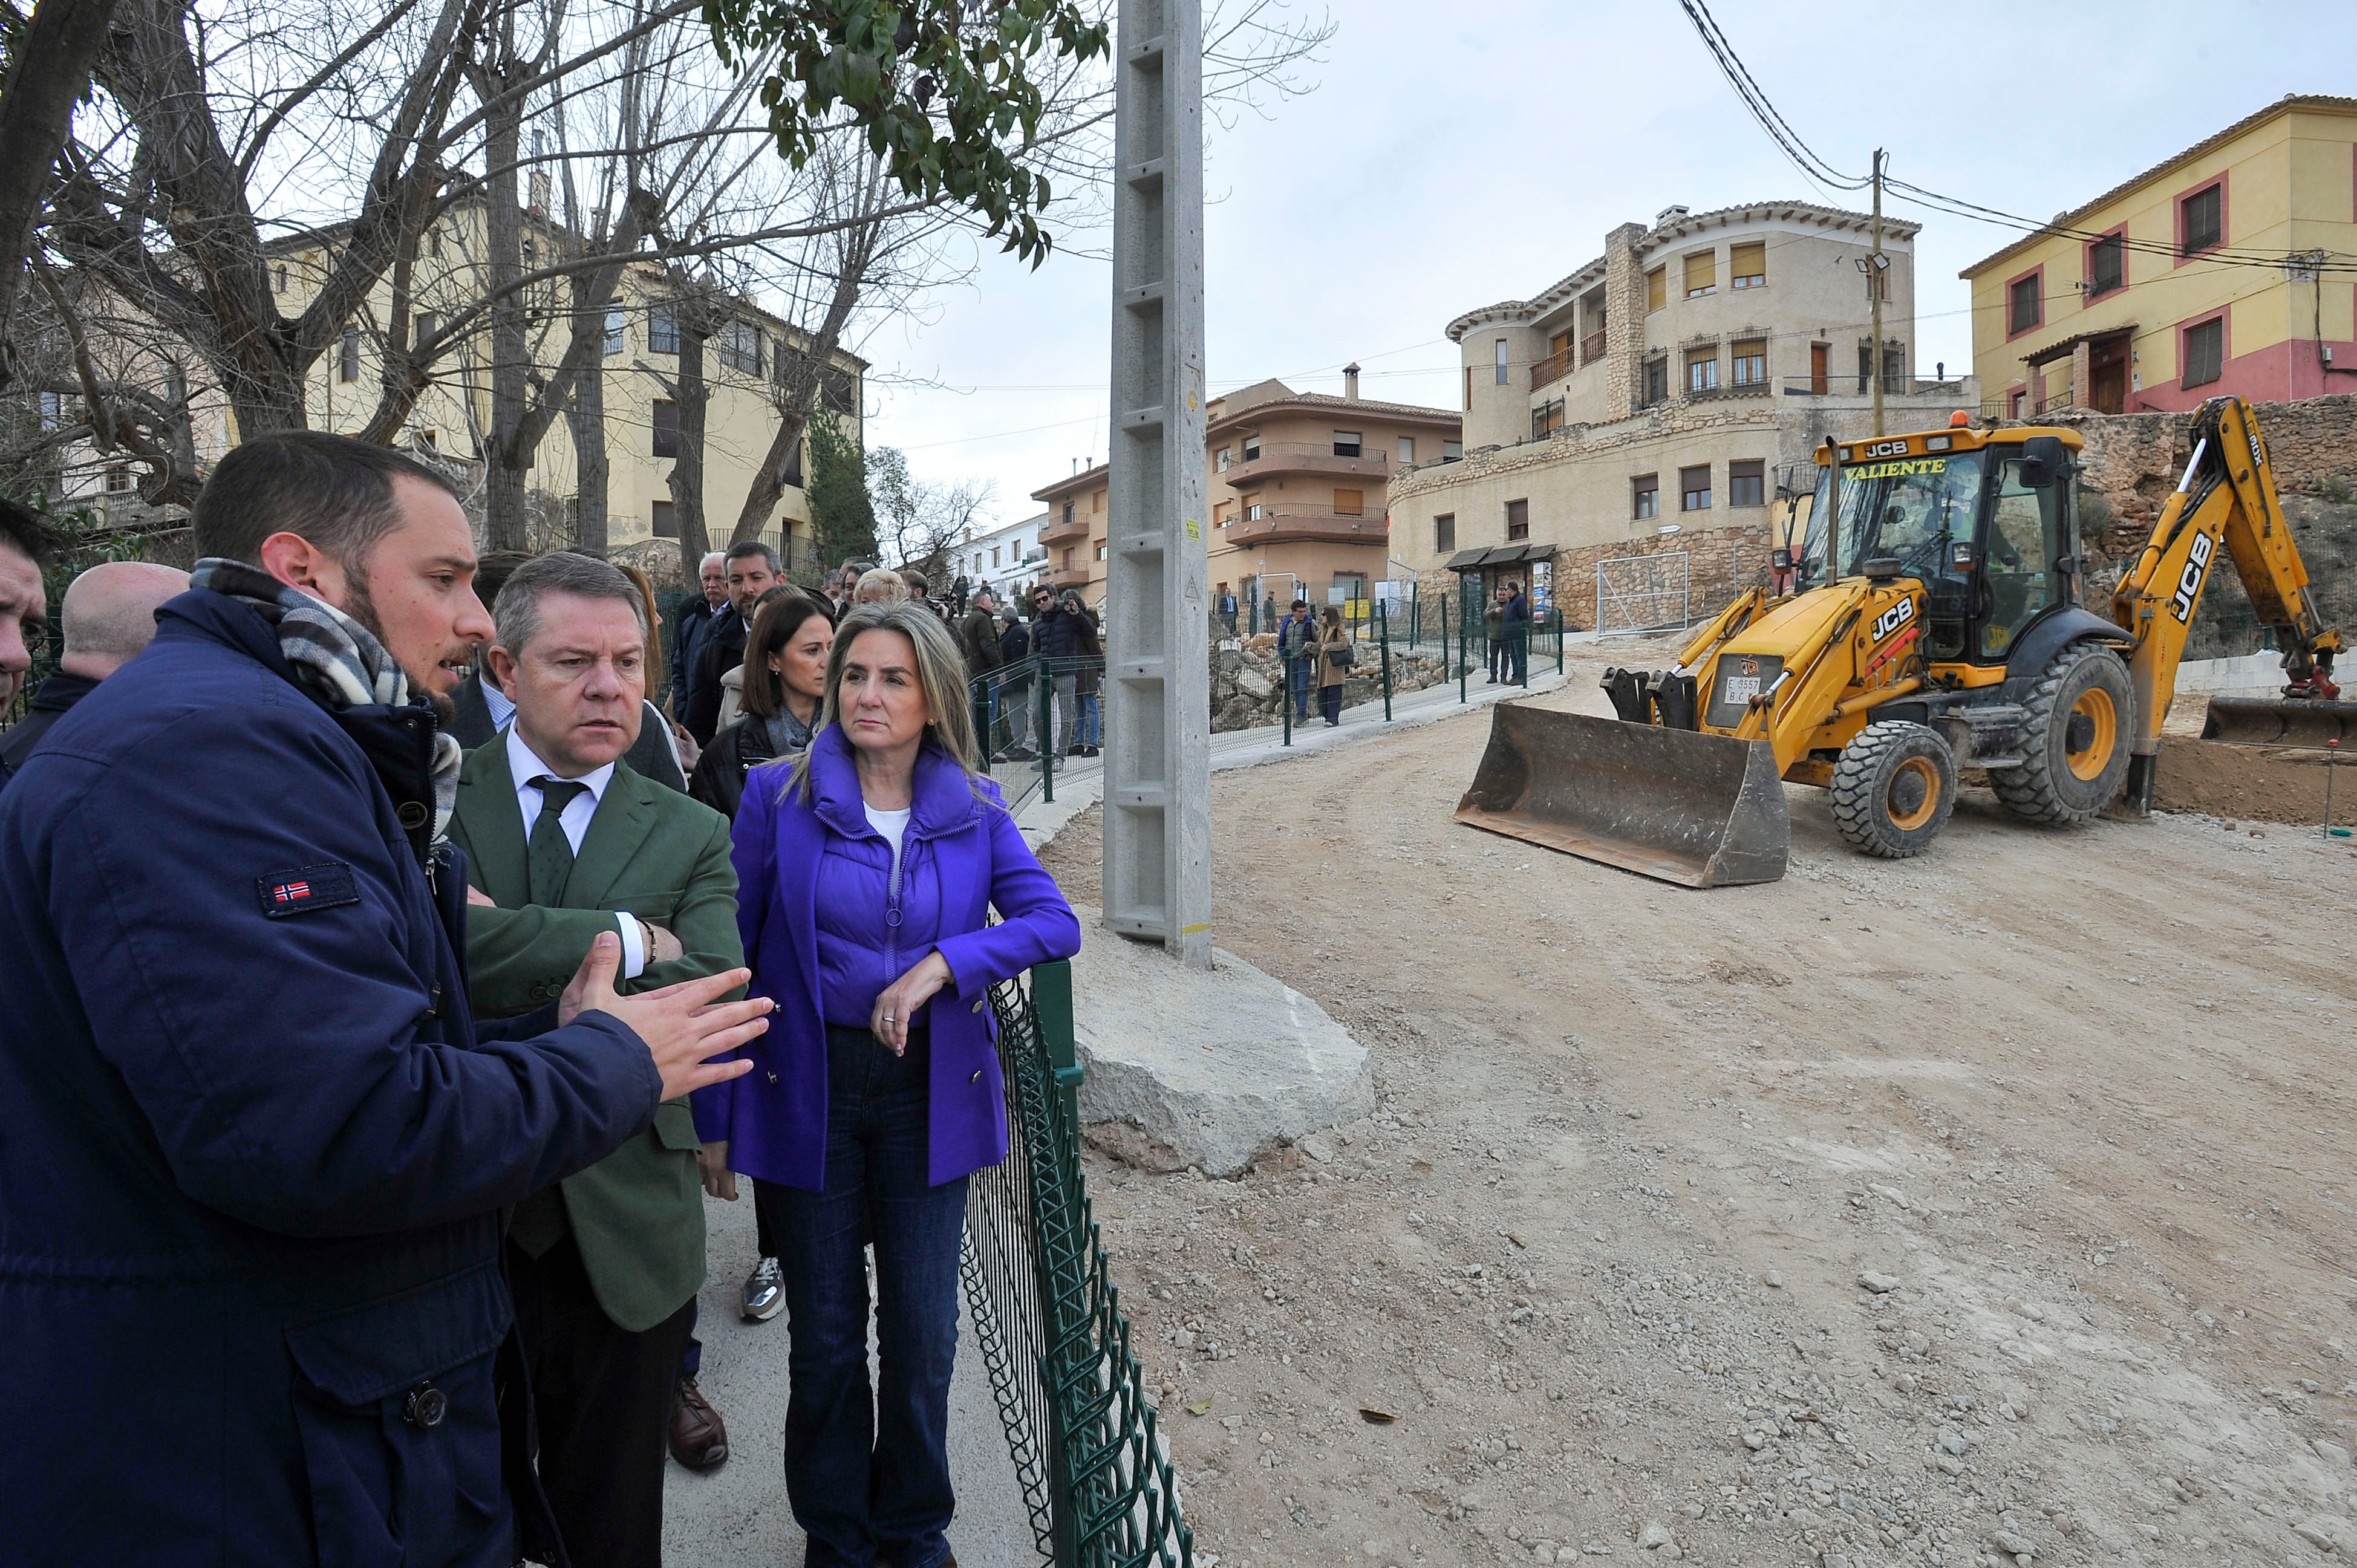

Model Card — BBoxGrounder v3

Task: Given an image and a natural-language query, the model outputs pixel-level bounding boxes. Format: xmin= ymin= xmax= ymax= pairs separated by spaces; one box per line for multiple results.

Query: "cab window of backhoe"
xmin=1798 ymin=451 xmax=1984 ymax=591
xmin=1978 ymin=458 xmax=2062 ymax=660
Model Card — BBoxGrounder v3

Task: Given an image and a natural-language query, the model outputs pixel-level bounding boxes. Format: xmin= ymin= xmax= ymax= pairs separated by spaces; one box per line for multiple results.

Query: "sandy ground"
xmin=1039 ymin=637 xmax=2357 ymax=1568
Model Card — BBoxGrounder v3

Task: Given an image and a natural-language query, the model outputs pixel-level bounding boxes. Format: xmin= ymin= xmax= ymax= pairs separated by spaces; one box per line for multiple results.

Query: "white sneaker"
xmin=741 ymin=1256 xmax=784 ymax=1322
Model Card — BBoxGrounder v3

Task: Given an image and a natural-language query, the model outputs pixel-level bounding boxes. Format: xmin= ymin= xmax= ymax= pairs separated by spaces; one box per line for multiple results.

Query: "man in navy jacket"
xmin=0 ymin=431 xmax=768 ymax=1567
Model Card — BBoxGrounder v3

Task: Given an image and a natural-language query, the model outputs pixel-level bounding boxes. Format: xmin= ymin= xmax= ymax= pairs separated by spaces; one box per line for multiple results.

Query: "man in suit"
xmin=0 ymin=560 xmax=187 ymax=787
xmin=681 ymin=541 xmax=779 ymax=745
xmin=668 ymin=550 xmax=727 ymax=717
xmin=448 ymin=551 xmax=744 ymax=1568
xmin=448 ymin=550 xmax=689 ymax=791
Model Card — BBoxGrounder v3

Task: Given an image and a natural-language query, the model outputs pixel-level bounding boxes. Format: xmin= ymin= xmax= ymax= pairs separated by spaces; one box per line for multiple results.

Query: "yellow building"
xmin=1962 ymin=95 xmax=2357 ymax=418
xmin=257 ymin=197 xmax=862 ymax=570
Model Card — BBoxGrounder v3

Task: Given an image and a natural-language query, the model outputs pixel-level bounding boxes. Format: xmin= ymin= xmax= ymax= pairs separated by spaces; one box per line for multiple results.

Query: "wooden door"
xmin=1809 ymin=343 xmax=1828 ymax=395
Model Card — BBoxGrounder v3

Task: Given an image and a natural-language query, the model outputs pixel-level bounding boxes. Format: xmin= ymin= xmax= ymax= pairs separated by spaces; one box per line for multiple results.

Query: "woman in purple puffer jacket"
xmin=691 ymin=599 xmax=1080 ymax=1568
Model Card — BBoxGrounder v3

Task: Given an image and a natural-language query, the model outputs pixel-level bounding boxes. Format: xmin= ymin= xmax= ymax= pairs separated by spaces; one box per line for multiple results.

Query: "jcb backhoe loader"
xmin=1456 ymin=396 xmax=2344 ymax=886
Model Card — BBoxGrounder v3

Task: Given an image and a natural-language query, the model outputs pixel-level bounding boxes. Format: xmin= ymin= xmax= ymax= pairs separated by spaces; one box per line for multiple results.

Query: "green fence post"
xmin=1456 ymin=594 xmax=1467 ymax=704
xmin=1037 ymin=657 xmax=1054 ymax=804
xmin=1032 ymin=958 xmax=1081 ymax=1130
xmin=1556 ymin=608 xmax=1566 ymax=675
xmin=1378 ymin=599 xmax=1394 ymax=722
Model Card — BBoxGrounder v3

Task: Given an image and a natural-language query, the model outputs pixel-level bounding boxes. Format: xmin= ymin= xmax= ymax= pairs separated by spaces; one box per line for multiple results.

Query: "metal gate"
xmin=1595 ymin=551 xmax=1690 ymax=634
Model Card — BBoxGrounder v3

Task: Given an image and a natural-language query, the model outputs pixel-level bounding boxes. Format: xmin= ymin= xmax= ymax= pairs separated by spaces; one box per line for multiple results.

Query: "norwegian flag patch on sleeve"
xmin=257 ymin=862 xmax=361 ymax=919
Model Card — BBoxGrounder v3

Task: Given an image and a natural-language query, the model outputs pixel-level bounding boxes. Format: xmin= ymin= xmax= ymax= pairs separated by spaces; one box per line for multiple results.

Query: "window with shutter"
xmin=1730 ymin=242 xmax=1766 ymax=288
xmin=652 ymin=399 xmax=679 ymax=457
xmin=1731 ymin=339 xmax=1767 ymax=386
xmin=1646 ymin=267 xmax=1667 ymax=312
xmin=1728 ymin=460 xmax=1765 ymax=508
xmin=1644 ymin=356 xmax=1669 ymax=406
xmin=2088 ymin=233 xmax=2124 ymax=296
xmin=1435 ymin=513 xmax=1455 ymax=553
xmin=2181 ymin=185 xmax=2222 ymax=256
xmin=1632 ymin=475 xmax=1658 ymax=521
xmin=2009 ymin=273 xmax=2041 ymax=334
xmin=1680 ymin=466 xmax=1712 ymax=512
xmin=1684 ymin=346 xmax=1718 ymax=392
xmin=651 ymin=501 xmax=678 ymax=538
xmin=1505 ymin=499 xmax=1529 ymax=541
xmin=649 ymin=304 xmax=679 ymax=354
xmin=604 ymin=305 xmax=625 ymax=356
xmin=1332 ymin=431 xmax=1361 ymax=457
xmin=1683 ymin=251 xmax=1716 ymax=298
xmin=1334 ymin=489 xmax=1363 ymax=516
xmin=1495 ymin=338 xmax=1509 ymax=385
xmin=2183 ymin=317 xmax=2224 ymax=387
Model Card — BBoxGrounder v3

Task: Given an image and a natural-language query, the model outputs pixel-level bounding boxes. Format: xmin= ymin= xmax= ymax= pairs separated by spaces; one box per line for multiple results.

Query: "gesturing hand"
xmin=870 ymin=950 xmax=954 ymax=1057
xmin=559 ymin=932 xmax=767 ymax=1101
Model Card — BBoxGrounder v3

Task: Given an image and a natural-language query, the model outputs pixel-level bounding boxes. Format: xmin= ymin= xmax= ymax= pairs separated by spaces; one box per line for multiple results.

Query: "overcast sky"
xmin=856 ymin=0 xmax=2356 ymax=539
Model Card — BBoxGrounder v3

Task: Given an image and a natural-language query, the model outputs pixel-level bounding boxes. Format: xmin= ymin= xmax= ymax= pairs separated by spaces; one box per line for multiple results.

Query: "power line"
xmin=1674 ymin=0 xmax=1866 ymax=194
xmin=1672 ymin=0 xmax=2357 ymax=278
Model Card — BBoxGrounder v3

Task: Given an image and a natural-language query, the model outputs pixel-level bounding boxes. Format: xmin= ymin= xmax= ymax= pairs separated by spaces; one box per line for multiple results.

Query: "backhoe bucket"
xmin=1453 ymin=704 xmax=1790 ymax=888
xmin=2200 ymin=696 xmax=2357 ymax=748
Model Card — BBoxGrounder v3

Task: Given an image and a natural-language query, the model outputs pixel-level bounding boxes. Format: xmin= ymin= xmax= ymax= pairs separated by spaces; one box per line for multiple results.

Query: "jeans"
xmin=1288 ymin=657 xmax=1312 ymax=720
xmin=1487 ymin=636 xmax=1505 ymax=681
xmin=1079 ymin=690 xmax=1101 ymax=747
xmin=1002 ymin=682 xmax=1032 ymax=752
xmin=1051 ymin=673 xmax=1079 ymax=755
xmin=1508 ymin=626 xmax=1528 ymax=683
xmin=768 ymin=1027 xmax=968 ymax=1568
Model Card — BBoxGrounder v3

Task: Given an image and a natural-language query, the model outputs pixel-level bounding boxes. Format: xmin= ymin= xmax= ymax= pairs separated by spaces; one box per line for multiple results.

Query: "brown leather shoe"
xmin=669 ymin=1378 xmax=728 ymax=1471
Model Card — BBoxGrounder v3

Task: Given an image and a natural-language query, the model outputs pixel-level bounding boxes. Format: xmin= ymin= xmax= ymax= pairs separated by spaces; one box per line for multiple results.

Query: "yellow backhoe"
xmin=1457 ymin=396 xmax=2345 ymax=886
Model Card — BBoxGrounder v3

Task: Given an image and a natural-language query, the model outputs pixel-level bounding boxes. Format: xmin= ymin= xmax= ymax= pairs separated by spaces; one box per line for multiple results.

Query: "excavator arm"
xmin=2109 ymin=397 xmax=2344 ymax=802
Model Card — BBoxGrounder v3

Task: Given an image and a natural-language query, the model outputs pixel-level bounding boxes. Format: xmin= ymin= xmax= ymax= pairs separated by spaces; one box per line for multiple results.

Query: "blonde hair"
xmin=613 ymin=559 xmax=667 ymax=703
xmin=777 ymin=601 xmax=990 ymax=805
xmin=853 ymin=568 xmax=907 ymax=605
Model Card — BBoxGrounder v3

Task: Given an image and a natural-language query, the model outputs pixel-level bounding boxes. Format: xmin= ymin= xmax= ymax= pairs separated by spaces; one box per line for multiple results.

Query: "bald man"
xmin=0 ymin=560 xmax=189 ymax=787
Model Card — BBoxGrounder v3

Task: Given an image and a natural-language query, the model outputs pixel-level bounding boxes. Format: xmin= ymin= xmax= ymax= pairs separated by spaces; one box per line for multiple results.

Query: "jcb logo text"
xmin=2170 ymin=533 xmax=2214 ymax=622
xmin=1870 ymin=598 xmax=1916 ymax=642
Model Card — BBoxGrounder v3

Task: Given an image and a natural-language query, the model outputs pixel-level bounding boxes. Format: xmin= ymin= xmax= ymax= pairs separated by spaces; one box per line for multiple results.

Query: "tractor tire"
xmin=1830 ymin=721 xmax=1957 ymax=858
xmin=1990 ymin=642 xmax=2134 ymax=824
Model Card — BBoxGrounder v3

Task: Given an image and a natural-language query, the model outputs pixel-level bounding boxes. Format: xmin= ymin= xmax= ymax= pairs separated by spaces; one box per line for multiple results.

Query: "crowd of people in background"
xmin=0 ymin=437 xmax=1083 ymax=1568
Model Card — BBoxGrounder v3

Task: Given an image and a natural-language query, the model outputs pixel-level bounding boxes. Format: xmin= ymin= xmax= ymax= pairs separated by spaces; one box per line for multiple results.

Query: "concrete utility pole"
xmin=1869 ymin=147 xmax=1886 ymax=438
xmin=1102 ymin=0 xmax=1212 ymax=969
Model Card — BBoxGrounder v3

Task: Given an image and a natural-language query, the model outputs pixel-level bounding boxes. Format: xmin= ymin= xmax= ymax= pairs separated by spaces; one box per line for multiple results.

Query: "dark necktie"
xmin=527 ymin=777 xmax=592 ymax=906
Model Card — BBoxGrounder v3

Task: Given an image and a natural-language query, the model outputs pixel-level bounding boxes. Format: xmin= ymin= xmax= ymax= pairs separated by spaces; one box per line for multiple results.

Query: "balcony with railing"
xmin=1222 ymin=505 xmax=1389 ymax=547
xmin=1528 ymin=347 xmax=1573 ymax=389
xmin=1048 ymin=564 xmax=1094 ymax=589
xmin=1218 ymin=441 xmax=1399 ymax=487
xmin=1037 ymin=513 xmax=1093 ymax=546
xmin=1580 ymin=330 xmax=1607 ymax=365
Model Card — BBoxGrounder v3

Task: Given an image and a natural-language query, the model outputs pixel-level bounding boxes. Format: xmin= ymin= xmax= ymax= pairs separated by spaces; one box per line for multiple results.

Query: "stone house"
xmin=1390 ymin=200 xmax=1977 ymax=630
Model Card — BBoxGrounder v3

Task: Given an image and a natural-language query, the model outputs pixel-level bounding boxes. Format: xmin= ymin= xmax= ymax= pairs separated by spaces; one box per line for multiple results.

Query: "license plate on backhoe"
xmin=1723 ymin=675 xmax=1761 ymax=703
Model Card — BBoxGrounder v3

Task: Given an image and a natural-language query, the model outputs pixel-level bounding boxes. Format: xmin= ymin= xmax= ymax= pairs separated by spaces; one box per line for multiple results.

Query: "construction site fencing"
xmin=962 ymin=960 xmax=1196 ymax=1567
xmin=970 ymin=654 xmax=1106 ymax=814
xmin=1265 ymin=601 xmax=1566 ymax=744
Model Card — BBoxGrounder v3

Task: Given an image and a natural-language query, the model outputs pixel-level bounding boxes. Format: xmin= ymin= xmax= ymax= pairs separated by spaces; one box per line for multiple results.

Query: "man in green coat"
xmin=448 ymin=552 xmax=741 ymax=1568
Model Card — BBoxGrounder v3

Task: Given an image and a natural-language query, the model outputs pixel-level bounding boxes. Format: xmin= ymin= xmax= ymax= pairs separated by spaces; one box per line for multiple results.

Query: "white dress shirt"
xmin=483 ymin=679 xmax=517 ymax=730
xmin=503 ymin=726 xmax=647 ymax=978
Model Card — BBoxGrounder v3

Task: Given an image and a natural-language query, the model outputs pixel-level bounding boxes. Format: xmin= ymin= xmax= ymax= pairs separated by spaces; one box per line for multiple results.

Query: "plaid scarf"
xmin=191 ymin=556 xmax=463 ymax=841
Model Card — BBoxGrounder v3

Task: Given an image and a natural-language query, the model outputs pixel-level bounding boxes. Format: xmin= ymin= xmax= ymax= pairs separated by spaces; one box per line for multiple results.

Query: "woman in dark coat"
xmin=693 ymin=600 xmax=1080 ymax=1568
xmin=689 ymin=591 xmax=833 ymax=818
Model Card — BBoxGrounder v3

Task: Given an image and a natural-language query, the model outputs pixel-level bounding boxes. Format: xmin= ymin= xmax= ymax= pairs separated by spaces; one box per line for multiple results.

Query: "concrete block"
xmin=1069 ymin=923 xmax=1373 ymax=1177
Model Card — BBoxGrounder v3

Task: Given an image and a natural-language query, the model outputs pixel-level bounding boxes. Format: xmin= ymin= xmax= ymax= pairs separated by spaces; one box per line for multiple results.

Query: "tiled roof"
xmin=1960 ymin=94 xmax=2357 ymax=278
xmin=1446 ymin=200 xmax=1913 ymax=340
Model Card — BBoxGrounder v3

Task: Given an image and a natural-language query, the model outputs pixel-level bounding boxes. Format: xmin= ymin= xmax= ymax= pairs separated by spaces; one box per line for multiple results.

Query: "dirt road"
xmin=1040 ymin=643 xmax=2357 ymax=1568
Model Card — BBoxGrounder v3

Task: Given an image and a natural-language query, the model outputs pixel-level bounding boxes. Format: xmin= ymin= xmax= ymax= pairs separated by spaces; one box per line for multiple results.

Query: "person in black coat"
xmin=0 ymin=560 xmax=187 ymax=787
xmin=690 ymin=591 xmax=833 ymax=819
xmin=996 ymin=603 xmax=1036 ymax=760
xmin=668 ymin=551 xmax=728 ymax=717
xmin=0 ymin=432 xmax=769 ymax=1566
xmin=683 ymin=543 xmax=780 ymax=745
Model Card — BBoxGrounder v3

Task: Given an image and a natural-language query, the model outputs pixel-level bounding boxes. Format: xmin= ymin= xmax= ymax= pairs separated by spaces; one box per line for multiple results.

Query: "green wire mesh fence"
xmin=960 ymin=958 xmax=1196 ymax=1568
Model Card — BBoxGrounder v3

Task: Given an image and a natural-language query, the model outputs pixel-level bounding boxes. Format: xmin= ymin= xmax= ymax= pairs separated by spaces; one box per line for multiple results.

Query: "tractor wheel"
xmin=1830 ymin=721 xmax=1957 ymax=858
xmin=1991 ymin=642 xmax=2134 ymax=824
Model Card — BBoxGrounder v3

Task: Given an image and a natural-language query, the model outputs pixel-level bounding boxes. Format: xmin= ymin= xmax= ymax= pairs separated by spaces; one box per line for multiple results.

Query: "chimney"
xmin=529 ymin=170 xmax=551 ymax=214
xmin=1343 ymin=362 xmax=1361 ymax=400
xmin=1654 ymin=204 xmax=1689 ymax=229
